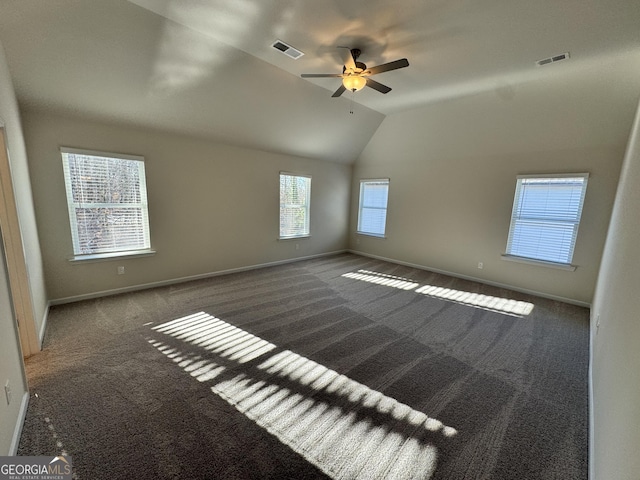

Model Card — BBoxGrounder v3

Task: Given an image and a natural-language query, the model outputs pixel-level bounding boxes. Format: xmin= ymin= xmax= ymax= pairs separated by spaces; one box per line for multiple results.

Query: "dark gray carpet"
xmin=18 ymin=253 xmax=589 ymax=479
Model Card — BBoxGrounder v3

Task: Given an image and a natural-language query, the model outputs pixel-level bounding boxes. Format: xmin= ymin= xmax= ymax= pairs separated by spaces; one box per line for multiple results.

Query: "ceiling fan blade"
xmin=366 ymin=78 xmax=392 ymax=94
xmin=338 ymin=46 xmax=357 ymax=72
xmin=364 ymin=58 xmax=409 ymax=76
xmin=331 ymin=84 xmax=347 ymax=97
xmin=301 ymin=73 xmax=344 ymax=78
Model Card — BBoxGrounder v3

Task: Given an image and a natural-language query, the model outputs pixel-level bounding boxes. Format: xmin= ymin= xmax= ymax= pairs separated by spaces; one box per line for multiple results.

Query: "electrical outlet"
xmin=4 ymin=380 xmax=11 ymax=406
xmin=477 ymin=262 xmax=484 ymax=269
xmin=117 ymin=266 xmax=125 ymax=275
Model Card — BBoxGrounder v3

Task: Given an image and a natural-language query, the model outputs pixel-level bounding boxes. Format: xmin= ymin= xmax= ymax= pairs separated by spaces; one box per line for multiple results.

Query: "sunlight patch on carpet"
xmin=342 ymin=269 xmax=534 ymax=317
xmin=342 ymin=270 xmax=419 ymax=291
xmin=415 ymin=285 xmax=534 ymax=317
xmin=152 ymin=312 xmax=276 ymax=363
xmin=148 ymin=312 xmax=458 ymax=480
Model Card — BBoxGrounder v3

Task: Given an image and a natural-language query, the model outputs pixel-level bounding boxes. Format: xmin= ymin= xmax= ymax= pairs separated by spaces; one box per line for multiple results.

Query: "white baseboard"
xmin=588 ymin=316 xmax=595 ymax=480
xmin=50 ymin=250 xmax=348 ymax=305
xmin=349 ymin=249 xmax=591 ymax=308
xmin=37 ymin=301 xmax=50 ymax=348
xmin=9 ymin=391 xmax=29 ymax=455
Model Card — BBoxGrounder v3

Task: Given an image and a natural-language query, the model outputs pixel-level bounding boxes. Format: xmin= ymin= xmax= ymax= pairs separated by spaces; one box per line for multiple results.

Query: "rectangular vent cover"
xmin=536 ymin=52 xmax=570 ymax=67
xmin=272 ymin=40 xmax=304 ymax=60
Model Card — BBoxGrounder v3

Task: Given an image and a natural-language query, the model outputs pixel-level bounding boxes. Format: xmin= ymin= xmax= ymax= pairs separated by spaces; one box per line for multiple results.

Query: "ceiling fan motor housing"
xmin=343 ymin=61 xmax=367 ymax=74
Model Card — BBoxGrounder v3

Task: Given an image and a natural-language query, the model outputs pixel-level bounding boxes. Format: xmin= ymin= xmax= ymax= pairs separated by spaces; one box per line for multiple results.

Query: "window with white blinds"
xmin=279 ymin=173 xmax=311 ymax=238
xmin=505 ymin=174 xmax=588 ymax=265
xmin=61 ymin=148 xmax=151 ymax=258
xmin=357 ymin=179 xmax=389 ymax=237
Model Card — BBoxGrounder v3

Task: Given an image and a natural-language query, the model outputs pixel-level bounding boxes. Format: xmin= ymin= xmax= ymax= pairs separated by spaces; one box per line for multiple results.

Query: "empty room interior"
xmin=1 ymin=1 xmax=639 ymax=479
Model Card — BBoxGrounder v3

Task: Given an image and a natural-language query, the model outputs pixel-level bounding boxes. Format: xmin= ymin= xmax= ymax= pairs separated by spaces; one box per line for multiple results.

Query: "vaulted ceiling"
xmin=1 ymin=0 xmax=639 ymax=163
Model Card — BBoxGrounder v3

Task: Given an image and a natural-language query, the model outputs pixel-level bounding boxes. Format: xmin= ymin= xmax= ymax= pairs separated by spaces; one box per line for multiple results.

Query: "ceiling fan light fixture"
xmin=342 ymin=75 xmax=366 ymax=92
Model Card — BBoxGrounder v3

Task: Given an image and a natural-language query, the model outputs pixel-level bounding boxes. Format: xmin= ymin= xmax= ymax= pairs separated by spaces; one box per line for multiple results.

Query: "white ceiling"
xmin=1 ymin=0 xmax=639 ymax=163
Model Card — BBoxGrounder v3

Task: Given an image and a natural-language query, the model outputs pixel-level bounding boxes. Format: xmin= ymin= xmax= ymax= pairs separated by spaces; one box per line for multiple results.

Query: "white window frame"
xmin=503 ymin=173 xmax=589 ymax=269
xmin=279 ymin=172 xmax=311 ymax=239
xmin=61 ymin=147 xmax=154 ymax=261
xmin=357 ymin=179 xmax=390 ymax=238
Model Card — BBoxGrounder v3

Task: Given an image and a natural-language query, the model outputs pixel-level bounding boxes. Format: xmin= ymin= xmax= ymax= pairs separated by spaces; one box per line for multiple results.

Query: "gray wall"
xmin=590 ymin=99 xmax=640 ymax=480
xmin=22 ymin=110 xmax=352 ymax=301
xmin=350 ymin=66 xmax=635 ymax=305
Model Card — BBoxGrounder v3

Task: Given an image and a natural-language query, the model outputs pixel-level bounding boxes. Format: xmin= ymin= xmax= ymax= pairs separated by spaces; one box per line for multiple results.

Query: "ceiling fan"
xmin=301 ymin=47 xmax=409 ymax=97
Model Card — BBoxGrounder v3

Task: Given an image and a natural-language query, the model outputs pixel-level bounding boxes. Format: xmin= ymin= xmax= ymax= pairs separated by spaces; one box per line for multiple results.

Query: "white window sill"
xmin=357 ymin=232 xmax=386 ymax=239
xmin=69 ymin=249 xmax=156 ymax=264
xmin=501 ymin=254 xmax=576 ymax=271
xmin=278 ymin=235 xmax=310 ymax=241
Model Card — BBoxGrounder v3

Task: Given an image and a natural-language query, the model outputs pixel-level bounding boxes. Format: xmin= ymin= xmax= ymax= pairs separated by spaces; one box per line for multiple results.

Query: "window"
xmin=505 ymin=173 xmax=588 ymax=265
xmin=279 ymin=173 xmax=311 ymax=238
xmin=61 ymin=147 xmax=152 ymax=259
xmin=357 ymin=179 xmax=389 ymax=237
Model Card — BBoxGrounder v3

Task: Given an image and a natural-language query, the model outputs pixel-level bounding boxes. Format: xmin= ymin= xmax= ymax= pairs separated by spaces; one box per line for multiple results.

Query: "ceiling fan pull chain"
xmin=350 ymin=90 xmax=355 ymax=115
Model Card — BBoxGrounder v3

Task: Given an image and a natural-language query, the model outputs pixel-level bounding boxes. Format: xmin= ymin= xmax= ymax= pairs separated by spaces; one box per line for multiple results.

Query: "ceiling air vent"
xmin=536 ymin=52 xmax=570 ymax=67
xmin=272 ymin=40 xmax=304 ymax=60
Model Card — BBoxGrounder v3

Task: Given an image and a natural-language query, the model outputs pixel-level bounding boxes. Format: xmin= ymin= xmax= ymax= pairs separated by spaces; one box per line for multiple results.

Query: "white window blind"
xmin=279 ymin=173 xmax=311 ymax=238
xmin=61 ymin=148 xmax=151 ymax=257
xmin=505 ymin=174 xmax=588 ymax=265
xmin=358 ymin=179 xmax=389 ymax=237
